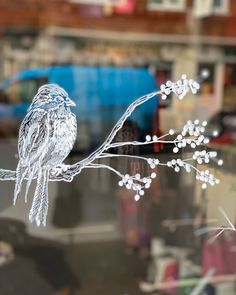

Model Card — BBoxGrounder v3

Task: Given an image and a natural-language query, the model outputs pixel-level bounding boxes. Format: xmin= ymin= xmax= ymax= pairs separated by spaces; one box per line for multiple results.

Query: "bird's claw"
xmin=51 ymin=164 xmax=69 ymax=176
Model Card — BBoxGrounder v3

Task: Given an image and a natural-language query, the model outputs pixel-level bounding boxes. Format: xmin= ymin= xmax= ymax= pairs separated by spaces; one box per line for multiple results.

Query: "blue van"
xmin=0 ymin=66 xmax=159 ymax=151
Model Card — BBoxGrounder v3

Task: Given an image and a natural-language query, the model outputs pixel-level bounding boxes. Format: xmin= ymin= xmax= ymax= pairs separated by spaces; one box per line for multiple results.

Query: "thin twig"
xmin=195 ymin=206 xmax=236 ymax=242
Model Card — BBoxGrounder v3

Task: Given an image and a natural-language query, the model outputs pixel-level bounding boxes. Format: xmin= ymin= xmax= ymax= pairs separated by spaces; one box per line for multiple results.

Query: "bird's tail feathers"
xmin=24 ymin=166 xmax=36 ymax=203
xmin=29 ymin=169 xmax=49 ymax=226
xmin=13 ymin=163 xmax=28 ymax=205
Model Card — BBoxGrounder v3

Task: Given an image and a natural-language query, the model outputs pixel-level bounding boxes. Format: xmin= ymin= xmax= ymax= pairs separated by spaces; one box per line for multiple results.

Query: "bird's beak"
xmin=66 ymin=98 xmax=76 ymax=107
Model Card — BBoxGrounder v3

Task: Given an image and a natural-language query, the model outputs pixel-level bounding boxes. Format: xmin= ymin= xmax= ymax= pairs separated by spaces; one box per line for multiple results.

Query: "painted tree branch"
xmin=0 ymin=74 xmax=223 ymax=202
xmin=60 ymin=90 xmax=160 ymax=180
xmin=0 ymin=169 xmax=16 ymax=181
xmin=0 ymin=90 xmax=158 ymax=182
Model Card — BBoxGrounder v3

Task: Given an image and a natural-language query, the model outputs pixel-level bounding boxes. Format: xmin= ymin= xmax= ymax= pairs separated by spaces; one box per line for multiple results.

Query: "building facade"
xmin=0 ymin=0 xmax=236 ymax=129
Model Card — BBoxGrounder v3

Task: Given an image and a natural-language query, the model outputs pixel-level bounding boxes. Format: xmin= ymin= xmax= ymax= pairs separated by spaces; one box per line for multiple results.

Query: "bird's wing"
xmin=18 ymin=109 xmax=52 ymax=166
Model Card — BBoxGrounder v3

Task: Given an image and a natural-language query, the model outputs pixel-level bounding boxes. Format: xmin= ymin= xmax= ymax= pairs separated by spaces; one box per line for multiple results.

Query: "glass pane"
xmin=198 ymin=63 xmax=215 ymax=95
xmin=4 ymin=82 xmax=21 ymax=104
xmin=223 ymin=64 xmax=236 ymax=110
xmin=20 ymin=80 xmax=37 ymax=102
xmin=149 ymin=0 xmax=164 ymax=4
xmin=4 ymin=78 xmax=48 ymax=103
xmin=214 ymin=0 xmax=222 ymax=7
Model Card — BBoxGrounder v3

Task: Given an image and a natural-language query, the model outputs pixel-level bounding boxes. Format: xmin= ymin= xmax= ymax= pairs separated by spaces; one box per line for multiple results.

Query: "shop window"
xmin=155 ymin=63 xmax=172 ymax=107
xmin=223 ymin=64 xmax=236 ymax=110
xmin=0 ymin=77 xmax=48 ymax=104
xmin=197 ymin=63 xmax=215 ymax=95
xmin=147 ymin=0 xmax=186 ymax=11
xmin=213 ymin=0 xmax=229 ymax=15
xmin=224 ymin=47 xmax=236 ymax=57
xmin=193 ymin=0 xmax=229 ymax=17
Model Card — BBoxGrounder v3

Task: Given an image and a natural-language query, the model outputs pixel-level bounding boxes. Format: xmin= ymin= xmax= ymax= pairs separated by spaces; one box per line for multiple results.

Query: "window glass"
xmin=150 ymin=0 xmax=163 ymax=4
xmin=3 ymin=77 xmax=48 ymax=104
xmin=4 ymin=82 xmax=21 ymax=104
xmin=223 ymin=64 xmax=236 ymax=110
xmin=155 ymin=62 xmax=172 ymax=108
xmin=213 ymin=0 xmax=222 ymax=7
xmin=147 ymin=0 xmax=185 ymax=10
xmin=213 ymin=0 xmax=229 ymax=14
xmin=198 ymin=63 xmax=215 ymax=95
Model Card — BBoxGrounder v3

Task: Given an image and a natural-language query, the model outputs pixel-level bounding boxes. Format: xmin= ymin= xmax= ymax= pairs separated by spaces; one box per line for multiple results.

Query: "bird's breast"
xmin=49 ymin=111 xmax=77 ymax=161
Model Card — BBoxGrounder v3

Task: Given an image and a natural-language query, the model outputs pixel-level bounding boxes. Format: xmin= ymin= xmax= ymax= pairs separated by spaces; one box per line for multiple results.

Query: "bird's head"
xmin=30 ymin=84 xmax=76 ymax=111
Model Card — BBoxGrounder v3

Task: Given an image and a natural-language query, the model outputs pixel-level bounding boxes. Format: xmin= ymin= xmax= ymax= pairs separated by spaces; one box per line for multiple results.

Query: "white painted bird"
xmin=14 ymin=84 xmax=77 ymax=226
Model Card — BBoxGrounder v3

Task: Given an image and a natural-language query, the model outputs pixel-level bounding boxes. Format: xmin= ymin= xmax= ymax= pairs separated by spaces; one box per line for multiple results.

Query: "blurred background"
xmin=0 ymin=0 xmax=236 ymax=294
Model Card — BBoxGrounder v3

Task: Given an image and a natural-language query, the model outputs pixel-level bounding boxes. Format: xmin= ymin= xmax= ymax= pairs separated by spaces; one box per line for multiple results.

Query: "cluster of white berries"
xmin=120 ymin=117 xmax=223 ymax=201
xmin=166 ymin=157 xmax=221 ymax=189
xmin=167 ymin=158 xmax=195 ymax=174
xmin=116 ymin=117 xmax=223 ymax=202
xmin=147 ymin=158 xmax=160 ymax=169
xmin=118 ymin=172 xmax=157 ymax=201
xmin=196 ymin=170 xmax=220 ymax=189
xmin=160 ymin=74 xmax=200 ymax=100
xmin=167 ymin=158 xmax=186 ymax=173
xmin=112 ymin=75 xmax=223 ymax=203
xmin=192 ymin=150 xmax=217 ymax=164
xmin=145 ymin=134 xmax=160 ymax=142
xmin=170 ymin=120 xmax=209 ymax=154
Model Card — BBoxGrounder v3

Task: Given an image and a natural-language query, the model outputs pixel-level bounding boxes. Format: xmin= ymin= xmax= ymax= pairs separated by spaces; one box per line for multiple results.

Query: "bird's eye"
xmin=56 ymin=96 xmax=64 ymax=102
